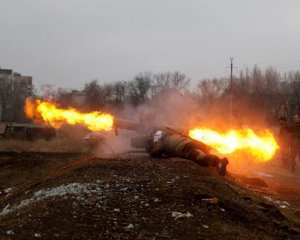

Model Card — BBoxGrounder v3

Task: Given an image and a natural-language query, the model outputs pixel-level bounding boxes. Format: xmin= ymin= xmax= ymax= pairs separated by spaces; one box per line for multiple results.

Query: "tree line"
xmin=43 ymin=66 xmax=300 ymax=126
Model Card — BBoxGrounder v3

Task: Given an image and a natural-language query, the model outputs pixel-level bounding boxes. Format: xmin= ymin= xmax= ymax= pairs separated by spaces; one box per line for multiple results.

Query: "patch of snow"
xmin=6 ymin=230 xmax=14 ymax=235
xmin=171 ymin=211 xmax=193 ymax=220
xmin=1 ymin=182 xmax=103 ymax=216
xmin=2 ymin=204 xmax=11 ymax=216
xmin=125 ymin=224 xmax=134 ymax=230
xmin=4 ymin=188 xmax=12 ymax=193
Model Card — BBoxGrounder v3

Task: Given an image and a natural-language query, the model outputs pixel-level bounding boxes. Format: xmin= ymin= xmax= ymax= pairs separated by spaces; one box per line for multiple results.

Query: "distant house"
xmin=0 ymin=68 xmax=33 ymax=122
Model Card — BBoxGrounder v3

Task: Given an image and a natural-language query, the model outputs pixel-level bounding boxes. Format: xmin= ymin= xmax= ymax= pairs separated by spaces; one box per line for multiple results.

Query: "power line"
xmin=227 ymin=57 xmax=234 ymax=125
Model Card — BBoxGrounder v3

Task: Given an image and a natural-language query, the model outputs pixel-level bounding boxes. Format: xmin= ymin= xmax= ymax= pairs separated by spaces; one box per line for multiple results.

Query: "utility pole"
xmin=229 ymin=57 xmax=234 ymax=125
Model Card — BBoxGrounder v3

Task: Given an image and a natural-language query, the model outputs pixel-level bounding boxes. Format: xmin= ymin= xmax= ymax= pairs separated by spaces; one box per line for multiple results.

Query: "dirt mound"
xmin=0 ymin=154 xmax=299 ymax=239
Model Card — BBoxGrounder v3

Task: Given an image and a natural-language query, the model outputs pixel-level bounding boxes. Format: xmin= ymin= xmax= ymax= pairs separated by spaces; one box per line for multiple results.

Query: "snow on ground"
xmin=1 ymin=182 xmax=104 ymax=216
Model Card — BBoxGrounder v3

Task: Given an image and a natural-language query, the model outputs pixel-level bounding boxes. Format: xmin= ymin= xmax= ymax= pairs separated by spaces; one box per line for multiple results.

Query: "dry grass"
xmin=0 ymin=137 xmax=87 ymax=153
xmin=0 ymin=127 xmax=89 ymax=153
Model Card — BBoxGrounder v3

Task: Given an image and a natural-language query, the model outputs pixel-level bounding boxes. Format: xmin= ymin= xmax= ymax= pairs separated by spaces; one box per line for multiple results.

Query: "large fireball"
xmin=25 ymin=98 xmax=114 ymax=131
xmin=189 ymin=128 xmax=279 ymax=162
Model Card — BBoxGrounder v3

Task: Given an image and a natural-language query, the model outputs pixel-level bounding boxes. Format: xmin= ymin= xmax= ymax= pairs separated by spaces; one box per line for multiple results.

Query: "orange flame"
xmin=189 ymin=128 xmax=279 ymax=162
xmin=25 ymin=98 xmax=114 ymax=131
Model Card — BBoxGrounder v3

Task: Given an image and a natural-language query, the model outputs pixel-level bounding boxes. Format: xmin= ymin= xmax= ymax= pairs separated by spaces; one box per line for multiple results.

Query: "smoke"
xmin=92 ymin=129 xmax=139 ymax=157
xmin=88 ymin=89 xmax=203 ymax=157
xmin=113 ymin=88 xmax=283 ymax=176
xmin=32 ymin=80 xmax=283 ymax=177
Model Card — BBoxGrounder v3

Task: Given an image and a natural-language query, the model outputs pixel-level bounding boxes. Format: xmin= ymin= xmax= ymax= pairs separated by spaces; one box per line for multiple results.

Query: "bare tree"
xmin=112 ymin=81 xmax=126 ymax=104
xmin=170 ymin=71 xmax=190 ymax=92
xmin=198 ymin=78 xmax=227 ymax=103
xmin=83 ymin=80 xmax=104 ymax=110
xmin=128 ymin=72 xmax=153 ymax=105
xmin=154 ymin=72 xmax=190 ymax=93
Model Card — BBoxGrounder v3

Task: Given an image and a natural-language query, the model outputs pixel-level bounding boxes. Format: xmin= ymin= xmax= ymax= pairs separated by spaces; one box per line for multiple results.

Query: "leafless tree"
xmin=154 ymin=72 xmax=190 ymax=93
xmin=198 ymin=78 xmax=227 ymax=103
xmin=83 ymin=80 xmax=104 ymax=110
xmin=112 ymin=81 xmax=126 ymax=104
xmin=128 ymin=72 xmax=153 ymax=105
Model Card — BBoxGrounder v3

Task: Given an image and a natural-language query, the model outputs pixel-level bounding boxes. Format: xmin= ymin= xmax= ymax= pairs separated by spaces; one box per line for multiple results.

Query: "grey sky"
xmin=1 ymin=0 xmax=300 ymax=89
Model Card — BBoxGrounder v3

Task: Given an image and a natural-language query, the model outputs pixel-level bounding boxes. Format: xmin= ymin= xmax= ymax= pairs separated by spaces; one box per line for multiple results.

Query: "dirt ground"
xmin=0 ymin=152 xmax=300 ymax=239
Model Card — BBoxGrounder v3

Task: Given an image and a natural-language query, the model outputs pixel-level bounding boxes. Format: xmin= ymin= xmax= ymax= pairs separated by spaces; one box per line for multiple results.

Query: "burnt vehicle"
xmin=0 ymin=123 xmax=56 ymax=141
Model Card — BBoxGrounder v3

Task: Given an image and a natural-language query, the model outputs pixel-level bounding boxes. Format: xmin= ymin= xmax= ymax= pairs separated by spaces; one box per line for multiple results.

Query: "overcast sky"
xmin=1 ymin=0 xmax=300 ymax=89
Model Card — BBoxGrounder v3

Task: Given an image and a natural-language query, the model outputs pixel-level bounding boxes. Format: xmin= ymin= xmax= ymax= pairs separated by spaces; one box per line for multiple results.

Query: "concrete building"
xmin=0 ymin=68 xmax=33 ymax=122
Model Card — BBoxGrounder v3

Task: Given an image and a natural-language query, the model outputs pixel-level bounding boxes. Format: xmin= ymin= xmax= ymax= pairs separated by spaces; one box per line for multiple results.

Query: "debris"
xmin=202 ymin=224 xmax=209 ymax=229
xmin=34 ymin=233 xmax=42 ymax=238
xmin=171 ymin=211 xmax=193 ymax=220
xmin=114 ymin=208 xmax=120 ymax=212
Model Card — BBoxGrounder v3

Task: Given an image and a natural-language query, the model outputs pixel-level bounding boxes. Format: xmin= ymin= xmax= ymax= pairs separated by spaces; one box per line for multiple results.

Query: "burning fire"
xmin=25 ymin=98 xmax=278 ymax=162
xmin=189 ymin=128 xmax=279 ymax=162
xmin=25 ymin=98 xmax=114 ymax=131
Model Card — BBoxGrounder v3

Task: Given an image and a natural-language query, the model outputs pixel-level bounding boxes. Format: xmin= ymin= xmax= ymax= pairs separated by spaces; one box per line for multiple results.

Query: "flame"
xmin=189 ymin=128 xmax=279 ymax=162
xmin=25 ymin=98 xmax=114 ymax=131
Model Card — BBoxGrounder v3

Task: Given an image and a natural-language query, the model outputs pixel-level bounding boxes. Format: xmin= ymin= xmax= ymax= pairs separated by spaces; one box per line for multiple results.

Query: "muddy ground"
xmin=0 ymin=152 xmax=300 ymax=239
